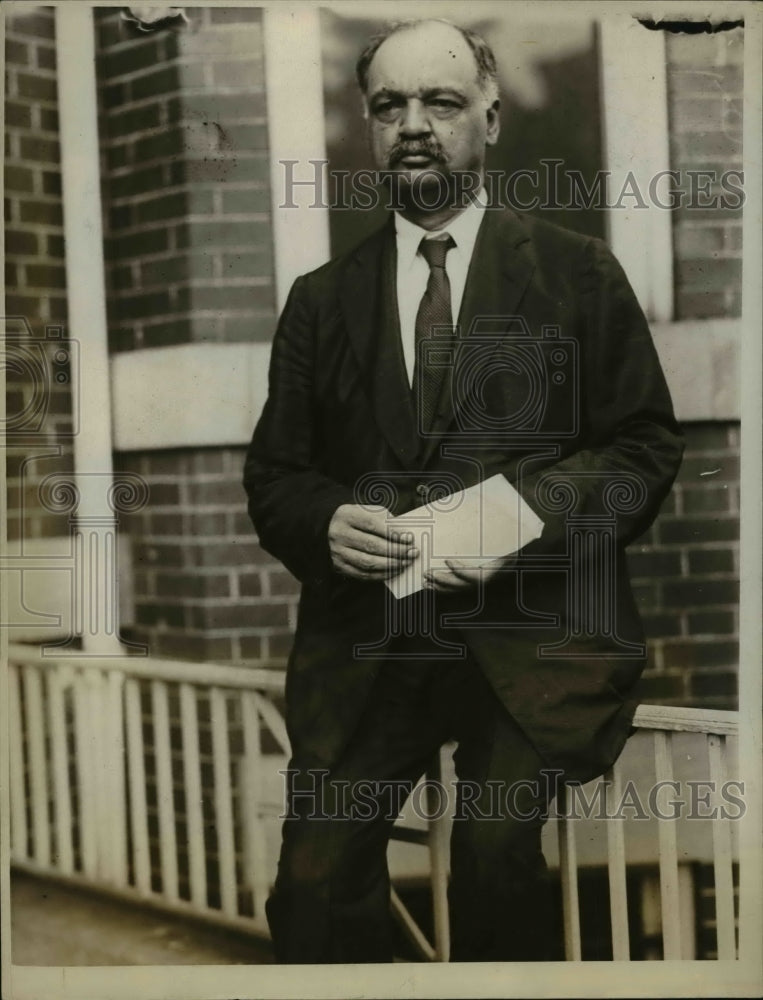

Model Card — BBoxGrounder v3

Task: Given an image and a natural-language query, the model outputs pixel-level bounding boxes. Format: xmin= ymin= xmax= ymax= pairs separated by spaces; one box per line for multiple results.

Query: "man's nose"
xmin=399 ymin=99 xmax=430 ymax=136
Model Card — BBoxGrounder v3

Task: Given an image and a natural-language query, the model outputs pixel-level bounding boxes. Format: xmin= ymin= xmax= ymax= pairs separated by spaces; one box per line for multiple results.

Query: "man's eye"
xmin=372 ymin=102 xmax=400 ymax=121
xmin=429 ymin=98 xmax=460 ymax=111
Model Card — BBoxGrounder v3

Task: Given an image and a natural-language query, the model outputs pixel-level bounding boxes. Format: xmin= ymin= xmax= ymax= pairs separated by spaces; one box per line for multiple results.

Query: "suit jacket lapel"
xmin=340 ymin=220 xmax=419 ymax=468
xmin=420 ymin=209 xmax=537 ymax=466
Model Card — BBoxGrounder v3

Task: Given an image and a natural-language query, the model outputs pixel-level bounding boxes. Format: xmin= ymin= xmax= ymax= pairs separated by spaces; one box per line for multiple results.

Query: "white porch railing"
xmin=7 ymin=644 xmax=739 ymax=961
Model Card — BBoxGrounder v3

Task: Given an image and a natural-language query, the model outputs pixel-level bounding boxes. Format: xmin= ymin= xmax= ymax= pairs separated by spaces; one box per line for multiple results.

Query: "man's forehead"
xmin=366 ymin=23 xmax=481 ymax=95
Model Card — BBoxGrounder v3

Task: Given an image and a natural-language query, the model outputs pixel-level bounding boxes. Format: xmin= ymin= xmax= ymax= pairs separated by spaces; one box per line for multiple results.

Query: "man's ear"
xmin=486 ymin=99 xmax=500 ymax=146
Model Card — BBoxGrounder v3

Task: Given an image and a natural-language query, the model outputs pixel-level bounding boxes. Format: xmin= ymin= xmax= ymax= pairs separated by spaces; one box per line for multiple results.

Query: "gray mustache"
xmin=388 ymin=142 xmax=446 ymax=167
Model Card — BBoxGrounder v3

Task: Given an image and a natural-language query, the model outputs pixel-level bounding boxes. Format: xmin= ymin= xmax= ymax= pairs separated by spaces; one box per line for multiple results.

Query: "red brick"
xmin=187 ymin=511 xmax=228 ymax=535
xmin=679 ymin=455 xmax=738 ymax=480
xmin=6 ymin=38 xmax=30 ymax=64
xmin=130 ymin=66 xmax=180 ymax=102
xmin=239 ymin=635 xmax=263 ymax=660
xmin=221 ymin=249 xmax=273 ymax=279
xmin=25 ymin=264 xmax=66 ymax=288
xmin=36 ymin=43 xmax=56 ymax=72
xmin=663 ymin=578 xmax=738 ymax=609
xmin=107 ymin=102 xmax=162 ymax=138
xmin=637 ymin=672 xmax=687 ymax=702
xmin=642 ymin=612 xmax=684 ymax=639
xmin=688 ymin=610 xmax=735 ymax=635
xmin=5 ymin=101 xmax=32 ymax=128
xmin=190 ymin=540 xmax=261 ymax=568
xmin=211 ymin=61 xmax=266 ymax=91
xmin=8 ymin=10 xmax=55 ymax=40
xmin=663 ymin=639 xmax=738 ymax=669
xmin=185 ymin=479 xmax=244 ymax=506
xmin=239 ymin=572 xmax=262 ymax=597
xmin=5 ymin=229 xmax=38 ymax=255
xmin=690 ymin=670 xmax=737 ymax=700
xmin=626 ymin=549 xmax=682 ymax=579
xmin=197 ymin=602 xmax=290 ymax=630
xmin=134 ymin=191 xmax=190 ymax=224
xmin=180 ymin=283 xmax=274 ymax=313
xmin=675 ymin=258 xmax=742 ymax=290
xmin=687 ymin=548 xmax=735 ymax=575
xmin=16 ymin=72 xmax=57 ymax=102
xmin=659 ymin=517 xmax=739 ymax=545
xmin=109 ymin=165 xmax=167 ymax=199
xmin=42 ymin=171 xmax=61 ymax=196
xmin=5 ymin=165 xmax=35 ymax=193
xmin=108 ymin=227 xmax=169 ymax=257
xmin=102 ymin=39 xmax=164 ymax=79
xmin=47 ymin=233 xmax=64 ymax=257
xmin=38 ymin=107 xmax=59 ymax=133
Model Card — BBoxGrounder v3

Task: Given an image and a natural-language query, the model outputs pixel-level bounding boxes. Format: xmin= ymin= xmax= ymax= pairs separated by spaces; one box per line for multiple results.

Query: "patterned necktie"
xmin=413 ymin=233 xmax=455 ymax=431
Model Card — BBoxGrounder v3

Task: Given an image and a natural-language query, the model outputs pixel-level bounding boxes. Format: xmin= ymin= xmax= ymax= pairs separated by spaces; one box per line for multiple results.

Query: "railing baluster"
xmin=106 ymin=670 xmax=128 ymax=885
xmin=89 ymin=669 xmax=113 ymax=881
xmin=427 ymin=747 xmax=450 ymax=962
xmin=152 ymin=679 xmax=179 ymax=901
xmin=653 ymin=730 xmax=682 ymax=958
xmin=73 ymin=669 xmax=97 ymax=877
xmin=242 ymin=691 xmax=270 ymax=921
xmin=24 ymin=665 xmax=51 ymax=868
xmin=125 ymin=677 xmax=151 ymax=894
xmin=9 ymin=663 xmax=29 ymax=861
xmin=605 ymin=763 xmax=630 ymax=960
xmin=708 ymin=733 xmax=736 ymax=959
xmin=47 ymin=666 xmax=74 ymax=874
xmin=180 ymin=682 xmax=207 ymax=909
xmin=557 ymin=785 xmax=582 ymax=960
xmin=210 ymin=687 xmax=237 ymax=917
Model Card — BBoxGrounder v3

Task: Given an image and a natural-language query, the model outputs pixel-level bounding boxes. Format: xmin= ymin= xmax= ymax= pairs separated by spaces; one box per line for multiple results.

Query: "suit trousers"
xmin=265 ymin=651 xmax=561 ymax=963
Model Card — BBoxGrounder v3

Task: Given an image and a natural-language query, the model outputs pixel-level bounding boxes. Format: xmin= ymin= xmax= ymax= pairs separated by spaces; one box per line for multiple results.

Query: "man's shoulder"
xmin=497 ymin=207 xmax=595 ymax=255
xmin=297 ymin=222 xmax=390 ymax=290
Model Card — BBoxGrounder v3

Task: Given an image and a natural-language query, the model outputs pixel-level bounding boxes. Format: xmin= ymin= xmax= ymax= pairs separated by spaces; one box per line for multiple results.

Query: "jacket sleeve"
xmin=242 ymin=275 xmax=355 ymax=585
xmin=511 ymin=236 xmax=684 ymax=554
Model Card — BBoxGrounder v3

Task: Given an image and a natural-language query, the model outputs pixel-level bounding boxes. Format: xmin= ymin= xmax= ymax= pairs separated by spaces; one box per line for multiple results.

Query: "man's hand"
xmin=424 ymin=555 xmax=511 ymax=592
xmin=328 ymin=504 xmax=417 ymax=580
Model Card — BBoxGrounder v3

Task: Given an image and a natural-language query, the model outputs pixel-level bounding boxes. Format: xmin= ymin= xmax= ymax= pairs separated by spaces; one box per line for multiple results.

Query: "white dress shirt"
xmin=394 ymin=191 xmax=487 ymax=386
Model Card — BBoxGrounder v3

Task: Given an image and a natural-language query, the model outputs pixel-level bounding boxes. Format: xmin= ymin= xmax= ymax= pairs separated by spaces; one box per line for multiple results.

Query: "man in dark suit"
xmin=243 ymin=18 xmax=683 ymax=963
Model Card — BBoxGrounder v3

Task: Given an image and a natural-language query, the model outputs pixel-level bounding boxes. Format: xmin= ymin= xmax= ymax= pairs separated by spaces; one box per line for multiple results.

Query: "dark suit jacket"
xmin=243 ymin=208 xmax=684 ymax=783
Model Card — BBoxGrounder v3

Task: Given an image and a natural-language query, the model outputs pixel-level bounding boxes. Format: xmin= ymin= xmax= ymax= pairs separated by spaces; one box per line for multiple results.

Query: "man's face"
xmin=364 ymin=22 xmax=499 ymax=206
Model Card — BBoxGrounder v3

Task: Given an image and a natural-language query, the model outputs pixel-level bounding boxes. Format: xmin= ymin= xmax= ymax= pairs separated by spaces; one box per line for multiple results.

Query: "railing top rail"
xmin=633 ymin=703 xmax=738 ymax=736
xmin=6 ymin=645 xmax=739 ymax=735
xmin=7 ymin=644 xmax=286 ymax=693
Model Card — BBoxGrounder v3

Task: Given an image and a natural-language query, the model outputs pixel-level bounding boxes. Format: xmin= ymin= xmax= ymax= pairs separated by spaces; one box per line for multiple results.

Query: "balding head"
xmin=356 ymin=19 xmax=499 ymax=107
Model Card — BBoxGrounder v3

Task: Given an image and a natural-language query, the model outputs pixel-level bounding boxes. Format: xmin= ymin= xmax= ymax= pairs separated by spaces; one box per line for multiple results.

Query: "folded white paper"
xmin=384 ymin=474 xmax=545 ymax=599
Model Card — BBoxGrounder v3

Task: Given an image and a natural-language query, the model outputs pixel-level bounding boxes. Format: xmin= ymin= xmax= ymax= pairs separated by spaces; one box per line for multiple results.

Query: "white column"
xmin=263 ymin=5 xmax=331 ymax=311
xmin=56 ymin=6 xmax=121 ymax=655
xmin=599 ymin=16 xmax=674 ymax=323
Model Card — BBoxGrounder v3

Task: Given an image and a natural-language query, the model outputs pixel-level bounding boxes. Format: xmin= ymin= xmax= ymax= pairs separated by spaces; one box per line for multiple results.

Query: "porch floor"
xmin=10 ymin=872 xmax=274 ymax=966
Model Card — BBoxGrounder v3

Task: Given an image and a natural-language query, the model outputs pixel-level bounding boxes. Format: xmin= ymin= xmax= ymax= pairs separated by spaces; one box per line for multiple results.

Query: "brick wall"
xmin=96 ymin=6 xmax=275 ymax=352
xmin=629 ymin=423 xmax=739 ymax=709
xmin=96 ymin=7 xmax=290 ymax=661
xmin=666 ymin=29 xmax=743 ymax=319
xmin=115 ymin=447 xmax=297 ymax=663
xmin=4 ymin=6 xmax=74 ymax=547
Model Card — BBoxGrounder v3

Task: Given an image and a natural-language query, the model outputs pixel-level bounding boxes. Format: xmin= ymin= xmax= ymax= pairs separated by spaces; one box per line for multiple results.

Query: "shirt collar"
xmin=394 ymin=188 xmax=487 ymax=271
